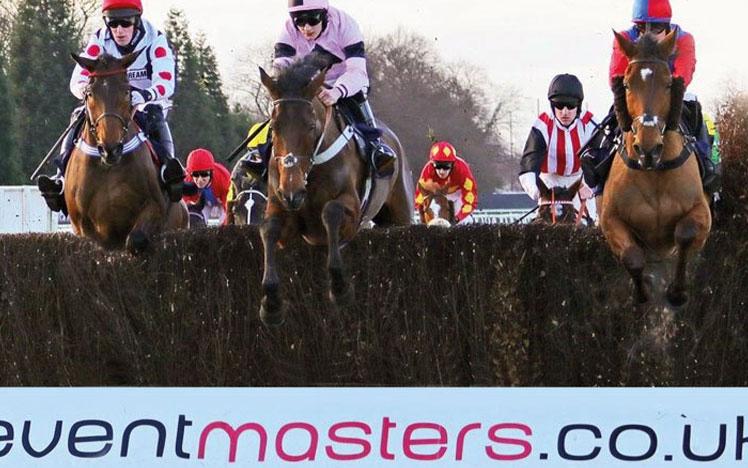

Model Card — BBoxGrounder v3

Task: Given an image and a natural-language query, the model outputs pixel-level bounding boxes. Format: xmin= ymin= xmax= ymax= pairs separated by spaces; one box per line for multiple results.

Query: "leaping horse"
xmin=600 ymin=31 xmax=711 ymax=306
xmin=257 ymin=57 xmax=413 ymax=326
xmin=66 ymin=52 xmax=188 ymax=253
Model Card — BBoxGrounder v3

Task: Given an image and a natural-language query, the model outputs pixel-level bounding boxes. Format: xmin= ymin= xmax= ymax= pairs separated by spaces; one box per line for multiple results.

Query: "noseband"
xmin=270 ymin=97 xmax=356 ymax=183
xmin=83 ymin=69 xmax=133 ymax=158
xmin=619 ymin=57 xmax=693 ymax=172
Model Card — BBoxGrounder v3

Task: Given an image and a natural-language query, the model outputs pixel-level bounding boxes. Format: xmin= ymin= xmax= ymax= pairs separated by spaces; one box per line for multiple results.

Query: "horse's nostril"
xmin=654 ymin=143 xmax=664 ymax=158
xmin=633 ymin=144 xmax=642 ymax=156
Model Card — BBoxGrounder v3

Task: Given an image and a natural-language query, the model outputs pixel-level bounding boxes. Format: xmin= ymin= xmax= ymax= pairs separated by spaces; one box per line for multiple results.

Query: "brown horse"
xmin=418 ymin=182 xmax=455 ymax=227
xmin=257 ymin=58 xmax=414 ymax=326
xmin=600 ymin=31 xmax=711 ymax=306
xmin=535 ymin=178 xmax=588 ymax=225
xmin=67 ymin=53 xmax=187 ymax=253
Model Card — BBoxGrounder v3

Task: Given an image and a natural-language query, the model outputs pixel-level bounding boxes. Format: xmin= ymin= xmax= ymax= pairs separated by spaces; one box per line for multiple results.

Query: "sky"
xmin=140 ymin=0 xmax=747 ymax=152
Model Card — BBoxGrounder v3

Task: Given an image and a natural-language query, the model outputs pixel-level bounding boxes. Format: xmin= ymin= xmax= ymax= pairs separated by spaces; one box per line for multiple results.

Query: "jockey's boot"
xmin=36 ymin=111 xmax=81 ymax=214
xmin=144 ymin=106 xmax=185 ymax=202
xmin=359 ymin=98 xmax=397 ymax=178
xmin=37 ymin=169 xmax=66 ymax=214
xmin=580 ymin=109 xmax=619 ymax=193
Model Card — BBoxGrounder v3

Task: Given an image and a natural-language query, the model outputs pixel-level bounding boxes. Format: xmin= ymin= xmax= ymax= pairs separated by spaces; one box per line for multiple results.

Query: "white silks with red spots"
xmin=70 ymin=19 xmax=176 ymax=113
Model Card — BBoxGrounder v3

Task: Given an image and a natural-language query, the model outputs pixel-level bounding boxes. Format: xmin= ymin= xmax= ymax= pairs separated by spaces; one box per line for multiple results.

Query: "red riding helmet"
xmin=429 ymin=141 xmax=458 ymax=163
xmin=186 ymin=148 xmax=215 ymax=173
xmin=102 ymin=0 xmax=143 ymax=18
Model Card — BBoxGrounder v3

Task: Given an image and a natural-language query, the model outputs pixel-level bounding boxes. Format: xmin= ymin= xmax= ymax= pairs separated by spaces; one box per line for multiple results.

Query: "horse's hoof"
xmin=260 ymin=297 xmax=285 ymax=327
xmin=126 ymin=231 xmax=149 ymax=255
xmin=666 ymin=286 xmax=688 ymax=308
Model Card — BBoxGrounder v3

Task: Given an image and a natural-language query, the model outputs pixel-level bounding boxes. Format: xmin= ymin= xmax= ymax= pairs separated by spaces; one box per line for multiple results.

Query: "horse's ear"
xmin=304 ymin=68 xmax=328 ymax=97
xmin=71 ymin=53 xmax=97 ymax=72
xmin=259 ymin=67 xmax=279 ymax=99
xmin=537 ymin=176 xmax=550 ymax=198
xmin=120 ymin=49 xmax=143 ymax=70
xmin=658 ymin=29 xmax=678 ymax=59
xmin=613 ymin=30 xmax=637 ymax=59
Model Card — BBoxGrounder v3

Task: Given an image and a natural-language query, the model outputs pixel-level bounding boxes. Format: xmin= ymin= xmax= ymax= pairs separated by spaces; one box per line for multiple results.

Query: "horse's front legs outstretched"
xmin=259 ymin=213 xmax=288 ymax=326
xmin=666 ymin=204 xmax=711 ymax=307
xmin=322 ymin=197 xmax=357 ymax=306
xmin=602 ymin=214 xmax=650 ymax=305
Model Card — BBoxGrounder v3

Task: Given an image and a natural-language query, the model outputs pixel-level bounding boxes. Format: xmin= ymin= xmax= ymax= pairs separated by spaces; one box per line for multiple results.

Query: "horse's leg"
xmin=164 ymin=201 xmax=189 ymax=231
xmin=602 ymin=214 xmax=650 ymax=304
xmin=666 ymin=203 xmax=711 ymax=307
xmin=126 ymin=202 xmax=164 ymax=255
xmin=259 ymin=213 xmax=289 ymax=326
xmin=322 ymin=196 xmax=357 ymax=305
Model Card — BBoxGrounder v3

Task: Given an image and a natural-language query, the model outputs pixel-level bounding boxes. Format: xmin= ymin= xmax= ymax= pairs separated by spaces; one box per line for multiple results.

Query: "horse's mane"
xmin=92 ymin=53 xmax=122 ymax=71
xmin=635 ymin=33 xmax=668 ymax=61
xmin=275 ymin=51 xmax=334 ymax=94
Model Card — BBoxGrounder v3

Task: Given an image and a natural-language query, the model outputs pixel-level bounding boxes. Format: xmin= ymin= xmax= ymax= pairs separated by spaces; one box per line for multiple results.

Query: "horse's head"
xmin=536 ymin=178 xmax=580 ymax=224
xmin=72 ymin=51 xmax=140 ymax=165
xmin=259 ymin=65 xmax=327 ymax=211
xmin=614 ymin=30 xmax=678 ymax=169
xmin=419 ymin=183 xmax=455 ymax=226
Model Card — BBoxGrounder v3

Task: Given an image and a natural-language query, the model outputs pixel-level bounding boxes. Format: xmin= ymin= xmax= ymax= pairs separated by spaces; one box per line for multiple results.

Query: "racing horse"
xmin=600 ymin=31 xmax=711 ymax=306
xmin=226 ymin=159 xmax=268 ymax=226
xmin=257 ymin=56 xmax=413 ymax=326
xmin=417 ymin=182 xmax=455 ymax=227
xmin=535 ymin=178 xmax=586 ymax=225
xmin=66 ymin=52 xmax=188 ymax=253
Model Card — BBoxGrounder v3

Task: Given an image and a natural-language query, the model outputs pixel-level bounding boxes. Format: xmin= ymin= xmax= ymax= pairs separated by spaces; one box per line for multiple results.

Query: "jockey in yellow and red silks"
xmin=414 ymin=142 xmax=478 ymax=223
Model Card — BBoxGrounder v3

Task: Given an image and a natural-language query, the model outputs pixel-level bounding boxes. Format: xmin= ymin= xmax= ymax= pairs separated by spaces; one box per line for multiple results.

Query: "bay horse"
xmin=418 ymin=182 xmax=455 ymax=227
xmin=67 ymin=53 xmax=187 ymax=253
xmin=535 ymin=178 xmax=585 ymax=225
xmin=257 ymin=57 xmax=414 ymax=326
xmin=600 ymin=31 xmax=711 ymax=306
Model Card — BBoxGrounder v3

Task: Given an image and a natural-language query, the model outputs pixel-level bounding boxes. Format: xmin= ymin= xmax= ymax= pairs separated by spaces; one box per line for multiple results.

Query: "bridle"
xmin=619 ymin=57 xmax=693 ymax=171
xmin=83 ymin=68 xmax=133 ymax=158
xmin=624 ymin=58 xmax=671 ymax=137
xmin=270 ymin=97 xmax=356 ymax=184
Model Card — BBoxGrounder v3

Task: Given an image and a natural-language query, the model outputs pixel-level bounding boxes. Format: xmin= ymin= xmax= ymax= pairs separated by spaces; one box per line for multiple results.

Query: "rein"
xmin=270 ymin=97 xmax=355 ymax=182
xmin=620 ymin=57 xmax=694 ymax=172
xmin=82 ymin=68 xmax=139 ymax=158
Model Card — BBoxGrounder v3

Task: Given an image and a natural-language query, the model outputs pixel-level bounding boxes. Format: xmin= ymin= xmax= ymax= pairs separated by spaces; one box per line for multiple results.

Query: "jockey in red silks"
xmin=269 ymin=0 xmax=397 ymax=177
xmin=183 ymin=149 xmax=232 ymax=225
xmin=37 ymin=0 xmax=185 ymax=213
xmin=519 ymin=74 xmax=596 ymax=210
xmin=415 ymin=141 xmax=478 ymax=224
xmin=580 ymin=0 xmax=720 ymax=197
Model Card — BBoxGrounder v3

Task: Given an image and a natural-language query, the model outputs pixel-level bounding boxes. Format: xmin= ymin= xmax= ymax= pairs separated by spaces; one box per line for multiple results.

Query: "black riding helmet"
xmin=548 ymin=74 xmax=584 ymax=106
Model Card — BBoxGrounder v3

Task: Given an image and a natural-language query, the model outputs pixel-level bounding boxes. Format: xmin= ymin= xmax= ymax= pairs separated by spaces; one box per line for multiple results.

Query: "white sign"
xmin=0 ymin=388 xmax=744 ymax=467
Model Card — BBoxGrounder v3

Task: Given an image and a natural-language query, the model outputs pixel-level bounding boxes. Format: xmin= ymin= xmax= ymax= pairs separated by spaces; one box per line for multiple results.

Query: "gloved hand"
xmin=519 ymin=172 xmax=540 ymax=201
xmin=130 ymin=87 xmax=152 ymax=107
xmin=318 ymin=87 xmax=343 ymax=106
xmin=578 ymin=181 xmax=595 ymax=200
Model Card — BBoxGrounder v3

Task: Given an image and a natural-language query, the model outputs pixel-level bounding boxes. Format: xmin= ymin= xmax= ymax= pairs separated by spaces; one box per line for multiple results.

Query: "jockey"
xmin=414 ymin=141 xmax=478 ymax=223
xmin=37 ymin=0 xmax=185 ymax=212
xmin=580 ymin=0 xmax=719 ymax=195
xmin=271 ymin=0 xmax=397 ymax=177
xmin=518 ymin=74 xmax=596 ymax=204
xmin=183 ymin=148 xmax=232 ymax=225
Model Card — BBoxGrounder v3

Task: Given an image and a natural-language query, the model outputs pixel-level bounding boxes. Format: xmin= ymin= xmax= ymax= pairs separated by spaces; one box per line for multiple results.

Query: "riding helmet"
xmin=429 ymin=142 xmax=458 ymax=163
xmin=102 ymin=0 xmax=143 ymax=18
xmin=547 ymin=74 xmax=584 ymax=105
